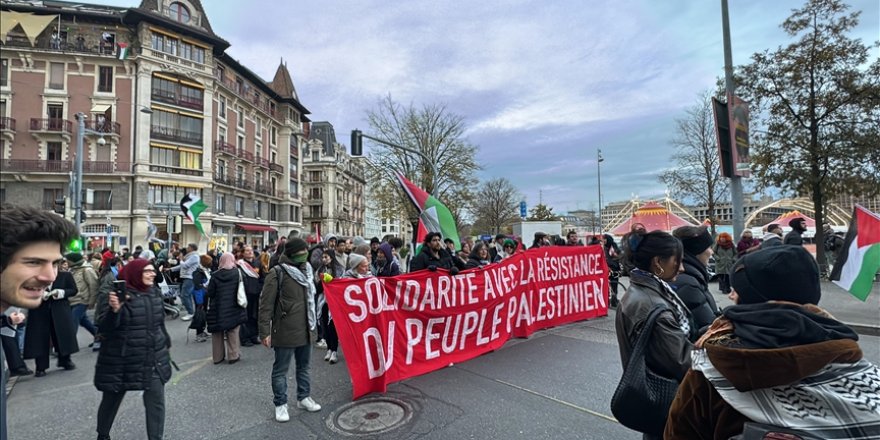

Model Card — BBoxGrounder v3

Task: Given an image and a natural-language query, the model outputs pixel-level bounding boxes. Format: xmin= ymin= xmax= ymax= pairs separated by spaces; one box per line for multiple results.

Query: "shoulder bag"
xmin=610 ymin=304 xmax=680 ymax=436
xmin=236 ymin=269 xmax=248 ymax=308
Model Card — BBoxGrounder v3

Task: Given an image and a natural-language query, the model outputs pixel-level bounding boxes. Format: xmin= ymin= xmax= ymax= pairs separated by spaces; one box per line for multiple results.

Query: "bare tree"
xmin=659 ymin=92 xmax=730 ymax=235
xmin=471 ymin=178 xmax=522 ymax=234
xmin=364 ymin=95 xmax=481 ymax=230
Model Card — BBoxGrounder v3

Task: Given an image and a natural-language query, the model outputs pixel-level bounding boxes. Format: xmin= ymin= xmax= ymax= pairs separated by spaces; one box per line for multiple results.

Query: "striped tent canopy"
xmin=610 ymin=201 xmax=695 ymax=235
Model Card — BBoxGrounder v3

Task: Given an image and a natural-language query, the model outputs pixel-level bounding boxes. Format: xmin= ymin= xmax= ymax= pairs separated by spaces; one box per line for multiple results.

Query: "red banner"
xmin=324 ymin=245 xmax=609 ymax=398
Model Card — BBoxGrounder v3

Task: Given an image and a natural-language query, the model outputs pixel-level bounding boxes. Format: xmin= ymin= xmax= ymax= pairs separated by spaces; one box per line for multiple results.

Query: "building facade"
xmin=0 ymin=0 xmax=309 ymax=252
xmin=302 ymin=121 xmax=365 ymax=239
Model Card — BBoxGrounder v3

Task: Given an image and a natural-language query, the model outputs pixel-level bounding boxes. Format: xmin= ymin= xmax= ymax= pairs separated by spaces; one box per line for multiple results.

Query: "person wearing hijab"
xmin=94 ymin=259 xmax=172 ymax=440
xmin=206 ymin=253 xmax=247 ymax=364
xmin=237 ymin=245 xmax=264 ymax=346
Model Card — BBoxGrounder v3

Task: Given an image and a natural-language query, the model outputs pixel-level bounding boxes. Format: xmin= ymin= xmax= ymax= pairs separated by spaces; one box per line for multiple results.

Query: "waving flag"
xmin=180 ymin=193 xmax=207 ymax=237
xmin=395 ymin=172 xmax=460 ymax=250
xmin=830 ymin=205 xmax=880 ymax=301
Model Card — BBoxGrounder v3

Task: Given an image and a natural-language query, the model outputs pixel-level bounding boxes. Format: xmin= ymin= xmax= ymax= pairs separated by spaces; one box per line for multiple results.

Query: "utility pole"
xmin=721 ymin=0 xmax=745 ymax=238
xmin=74 ymin=113 xmax=85 ymax=236
xmin=597 ymin=149 xmax=604 ymax=233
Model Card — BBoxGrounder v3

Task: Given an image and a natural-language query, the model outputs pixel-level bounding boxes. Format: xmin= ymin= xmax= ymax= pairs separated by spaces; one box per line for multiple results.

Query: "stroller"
xmin=157 ymin=272 xmax=181 ymax=319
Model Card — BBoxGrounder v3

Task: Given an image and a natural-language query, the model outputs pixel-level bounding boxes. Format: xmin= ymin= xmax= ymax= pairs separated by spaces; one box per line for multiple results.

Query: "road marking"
xmin=170 ymin=357 xmax=212 ymax=385
xmin=493 ymin=378 xmax=619 ymax=424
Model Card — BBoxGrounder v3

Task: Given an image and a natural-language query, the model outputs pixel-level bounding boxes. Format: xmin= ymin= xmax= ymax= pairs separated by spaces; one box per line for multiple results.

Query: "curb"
xmin=845 ymin=322 xmax=880 ymax=337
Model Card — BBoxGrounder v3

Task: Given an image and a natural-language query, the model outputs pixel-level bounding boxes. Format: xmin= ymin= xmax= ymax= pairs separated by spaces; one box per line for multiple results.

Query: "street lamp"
xmin=351 ymin=129 xmax=438 ymax=197
xmin=597 ymin=148 xmax=604 ymax=233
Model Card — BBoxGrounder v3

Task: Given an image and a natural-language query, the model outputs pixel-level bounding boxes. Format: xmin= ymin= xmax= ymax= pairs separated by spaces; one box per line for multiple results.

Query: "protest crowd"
xmin=1 ymin=202 xmax=878 ymax=440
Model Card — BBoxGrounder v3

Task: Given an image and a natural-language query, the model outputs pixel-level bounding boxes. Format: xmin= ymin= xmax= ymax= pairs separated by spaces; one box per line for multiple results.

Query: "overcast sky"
xmin=98 ymin=0 xmax=879 ymax=213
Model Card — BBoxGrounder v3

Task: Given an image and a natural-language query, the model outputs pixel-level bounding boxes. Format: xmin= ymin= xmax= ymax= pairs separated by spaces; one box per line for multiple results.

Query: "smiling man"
xmin=1 ymin=204 xmax=78 ymax=440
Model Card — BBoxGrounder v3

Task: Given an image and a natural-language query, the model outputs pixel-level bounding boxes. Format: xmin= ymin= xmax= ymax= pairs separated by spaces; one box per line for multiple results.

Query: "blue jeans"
xmin=71 ymin=304 xmax=98 ymax=337
xmin=271 ymin=345 xmax=312 ymax=406
xmin=180 ymin=278 xmax=194 ymax=315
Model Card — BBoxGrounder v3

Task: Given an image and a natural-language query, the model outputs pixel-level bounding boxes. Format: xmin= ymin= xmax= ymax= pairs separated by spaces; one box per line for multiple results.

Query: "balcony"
xmin=148 ymin=164 xmax=203 ymax=176
xmin=1 ymin=159 xmax=130 ymax=174
xmin=236 ymin=149 xmax=254 ymax=162
xmin=151 ymin=88 xmax=204 ymax=111
xmin=30 ymin=118 xmax=73 ymax=135
xmin=234 ymin=177 xmax=252 ymax=191
xmin=269 ymin=163 xmax=283 ymax=174
xmin=0 ymin=117 xmax=16 ymax=131
xmin=150 ymin=125 xmax=202 ymax=145
xmin=254 ymin=181 xmax=277 ymax=196
xmin=256 ymin=157 xmax=271 ymax=169
xmin=83 ymin=120 xmax=121 ymax=136
xmin=214 ymin=141 xmax=237 ymax=156
xmin=304 ymin=195 xmax=323 ymax=205
xmin=3 ymin=35 xmax=122 ymax=57
xmin=213 ymin=171 xmax=234 ymax=186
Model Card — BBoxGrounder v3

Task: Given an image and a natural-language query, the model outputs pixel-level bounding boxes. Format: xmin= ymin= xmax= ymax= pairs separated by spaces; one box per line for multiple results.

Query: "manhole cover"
xmin=327 ymin=397 xmax=413 ymax=436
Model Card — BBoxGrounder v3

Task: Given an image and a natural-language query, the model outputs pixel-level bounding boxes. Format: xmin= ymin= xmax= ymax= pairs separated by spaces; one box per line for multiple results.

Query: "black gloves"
xmin=449 ymin=267 xmax=459 ymax=276
xmin=428 ymin=265 xmax=438 ymax=272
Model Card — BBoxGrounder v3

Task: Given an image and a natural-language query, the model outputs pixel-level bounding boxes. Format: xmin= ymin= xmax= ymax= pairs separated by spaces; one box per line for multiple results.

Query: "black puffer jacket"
xmin=409 ymin=246 xmax=455 ymax=272
xmin=94 ymin=286 xmax=172 ymax=393
xmin=670 ymin=252 xmax=719 ymax=333
xmin=206 ymin=268 xmax=247 ymax=333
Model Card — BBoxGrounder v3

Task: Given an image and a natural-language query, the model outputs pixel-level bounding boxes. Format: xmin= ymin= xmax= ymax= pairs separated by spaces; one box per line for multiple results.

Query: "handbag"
xmin=610 ymin=304 xmax=680 ymax=436
xmin=236 ymin=269 xmax=248 ymax=308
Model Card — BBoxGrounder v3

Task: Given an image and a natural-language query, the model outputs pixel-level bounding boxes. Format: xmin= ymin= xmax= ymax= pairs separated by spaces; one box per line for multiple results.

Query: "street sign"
xmin=519 ymin=201 xmax=527 ymax=218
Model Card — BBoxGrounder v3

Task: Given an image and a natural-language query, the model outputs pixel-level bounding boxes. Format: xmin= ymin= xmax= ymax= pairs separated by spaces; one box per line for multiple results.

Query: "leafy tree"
xmin=527 ymin=203 xmax=558 ymax=221
xmin=364 ymin=95 xmax=481 ymax=232
xmin=736 ymin=0 xmax=880 ymax=270
xmin=659 ymin=92 xmax=730 ymax=235
xmin=471 ymin=178 xmax=522 ymax=234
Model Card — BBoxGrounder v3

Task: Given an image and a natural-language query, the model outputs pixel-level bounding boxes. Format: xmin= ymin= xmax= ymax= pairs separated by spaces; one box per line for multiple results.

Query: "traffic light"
xmin=67 ymin=236 xmax=84 ymax=253
xmin=351 ymin=130 xmax=363 ymax=156
xmin=54 ymin=197 xmax=66 ymax=215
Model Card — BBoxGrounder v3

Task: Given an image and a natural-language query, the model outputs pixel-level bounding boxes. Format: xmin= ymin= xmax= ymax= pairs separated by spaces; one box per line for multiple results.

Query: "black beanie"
xmin=284 ymin=238 xmax=308 ymax=257
xmin=730 ymin=245 xmax=821 ymax=305
xmin=788 ymin=217 xmax=805 ymax=229
xmin=680 ymin=227 xmax=714 ymax=256
xmin=65 ymin=252 xmax=84 ymax=264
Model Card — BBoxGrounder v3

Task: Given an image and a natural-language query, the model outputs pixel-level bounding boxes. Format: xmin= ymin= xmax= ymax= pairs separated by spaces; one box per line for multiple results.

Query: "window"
xmin=270 ymin=151 xmax=277 ymax=164
xmin=235 ymin=165 xmax=244 ymax=183
xmin=270 ymin=126 xmax=277 ymax=145
xmin=215 ymin=193 xmax=226 ymax=213
xmin=42 ymin=188 xmax=64 ymax=210
xmin=49 ymin=62 xmax=64 ymax=89
xmin=151 ymin=75 xmax=203 ymax=110
xmin=256 ymin=119 xmax=262 ymax=138
xmin=147 ymin=185 xmax=201 ymax=206
xmin=150 ymin=109 xmax=203 ymax=145
xmin=93 ymin=190 xmax=112 ymax=210
xmin=169 ymin=2 xmax=191 ymax=23
xmin=237 ymin=135 xmax=244 ymax=151
xmin=218 ymin=127 xmax=226 ymax=144
xmin=255 ymin=201 xmax=263 ymax=219
xmin=235 ymin=197 xmax=244 ymax=216
xmin=0 ymin=59 xmax=8 ymax=87
xmin=47 ymin=142 xmax=62 ymax=161
xmin=218 ymin=96 xmax=226 ymax=119
xmin=237 ymin=106 xmax=244 ymax=128
xmin=98 ymin=66 xmax=113 ymax=92
xmin=255 ymin=171 xmax=263 ymax=187
xmin=270 ymin=176 xmax=277 ymax=192
xmin=217 ymin=159 xmax=227 ymax=177
xmin=150 ymin=147 xmax=201 ymax=173
xmin=289 ymin=180 xmax=298 ymax=198
xmin=47 ymin=104 xmax=64 ymax=128
xmin=270 ymin=203 xmax=278 ymax=221
xmin=311 ymin=150 xmax=319 ymax=162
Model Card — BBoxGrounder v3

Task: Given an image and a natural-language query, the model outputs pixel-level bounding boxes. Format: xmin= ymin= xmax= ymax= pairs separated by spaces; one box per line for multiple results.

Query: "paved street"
xmin=6 ymin=279 xmax=879 ymax=440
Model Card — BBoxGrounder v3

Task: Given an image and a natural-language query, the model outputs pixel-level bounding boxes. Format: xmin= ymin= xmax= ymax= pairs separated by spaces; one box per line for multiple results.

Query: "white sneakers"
xmin=315 ymin=339 xmax=327 ymax=349
xmin=180 ymin=314 xmax=193 ymax=321
xmin=297 ymin=397 xmax=321 ymax=412
xmin=329 ymin=351 xmax=338 ymax=364
xmin=275 ymin=404 xmax=290 ymax=422
xmin=324 ymin=350 xmax=332 ymax=361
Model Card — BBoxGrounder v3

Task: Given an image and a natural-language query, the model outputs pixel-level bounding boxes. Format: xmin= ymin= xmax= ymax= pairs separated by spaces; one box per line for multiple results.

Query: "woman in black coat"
xmin=670 ymin=226 xmax=720 ymax=334
xmin=94 ymin=258 xmax=172 ymax=440
xmin=465 ymin=242 xmax=492 ymax=269
xmin=206 ymin=253 xmax=247 ymax=364
xmin=23 ymin=264 xmax=78 ymax=376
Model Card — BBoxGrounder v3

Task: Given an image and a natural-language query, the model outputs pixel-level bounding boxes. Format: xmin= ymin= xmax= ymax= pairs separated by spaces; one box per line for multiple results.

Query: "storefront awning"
xmin=235 ymin=223 xmax=276 ymax=232
xmin=90 ymin=104 xmax=111 ymax=113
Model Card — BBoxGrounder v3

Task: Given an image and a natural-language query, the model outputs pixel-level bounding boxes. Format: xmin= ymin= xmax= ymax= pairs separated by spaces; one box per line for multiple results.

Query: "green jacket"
xmin=711 ymin=244 xmax=737 ymax=275
xmin=258 ymin=254 xmax=315 ymax=348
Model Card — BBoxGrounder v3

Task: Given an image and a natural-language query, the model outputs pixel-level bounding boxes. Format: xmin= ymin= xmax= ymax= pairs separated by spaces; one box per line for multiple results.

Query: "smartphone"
xmin=112 ymin=280 xmax=126 ymax=300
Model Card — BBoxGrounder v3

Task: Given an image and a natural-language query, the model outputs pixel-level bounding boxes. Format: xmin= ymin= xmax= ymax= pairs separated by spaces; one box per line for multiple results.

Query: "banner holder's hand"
xmin=262 ymin=336 xmax=271 ymax=348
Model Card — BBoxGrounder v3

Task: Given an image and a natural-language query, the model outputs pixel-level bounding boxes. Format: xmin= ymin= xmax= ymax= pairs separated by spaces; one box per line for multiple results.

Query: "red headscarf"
xmin=119 ymin=258 xmax=153 ymax=293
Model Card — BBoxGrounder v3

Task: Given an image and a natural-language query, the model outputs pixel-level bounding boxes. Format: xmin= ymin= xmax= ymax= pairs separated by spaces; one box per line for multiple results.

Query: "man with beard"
xmin=784 ymin=217 xmax=807 ymax=246
xmin=0 ymin=205 xmax=77 ymax=440
xmin=410 ymin=233 xmax=458 ymax=274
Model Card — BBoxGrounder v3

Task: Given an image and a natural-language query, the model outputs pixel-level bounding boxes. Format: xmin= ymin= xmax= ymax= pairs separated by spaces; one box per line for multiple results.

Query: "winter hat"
xmin=370 ymin=237 xmax=381 ymax=244
xmin=65 ymin=252 xmax=84 ymax=264
xmin=730 ymin=245 xmax=821 ymax=306
xmin=284 ymin=237 xmax=309 ymax=257
xmin=675 ymin=226 xmax=714 ymax=256
xmin=503 ymin=239 xmax=516 ymax=248
xmin=347 ymin=253 xmax=367 ymax=271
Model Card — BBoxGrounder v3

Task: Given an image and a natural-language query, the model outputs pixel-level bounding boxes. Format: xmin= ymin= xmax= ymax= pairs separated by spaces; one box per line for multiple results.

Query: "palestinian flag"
xmin=117 ymin=43 xmax=129 ymax=60
xmin=180 ymin=193 xmax=207 ymax=237
xmin=830 ymin=205 xmax=880 ymax=301
xmin=395 ymin=172 xmax=460 ymax=250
